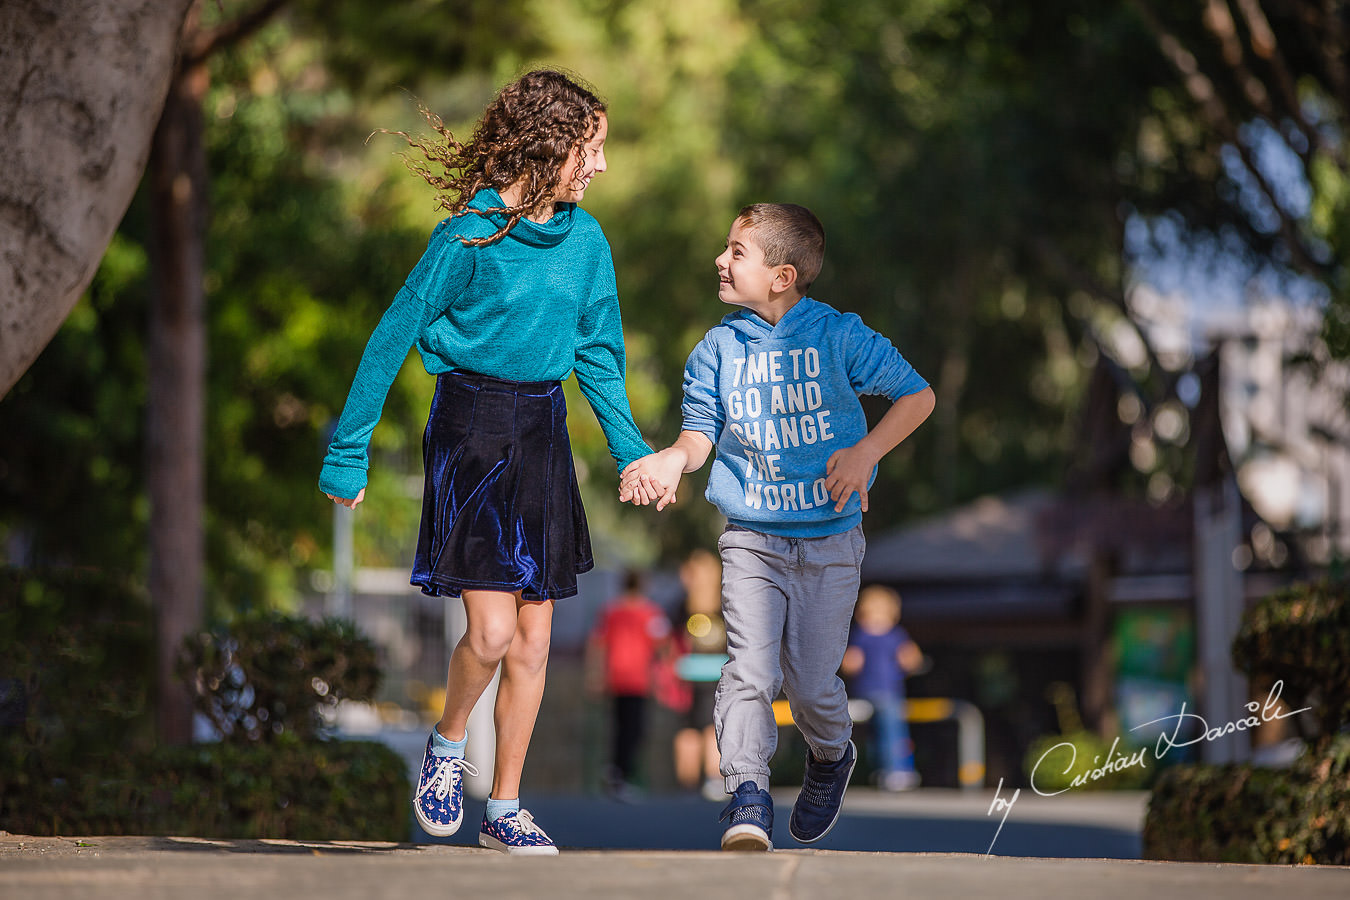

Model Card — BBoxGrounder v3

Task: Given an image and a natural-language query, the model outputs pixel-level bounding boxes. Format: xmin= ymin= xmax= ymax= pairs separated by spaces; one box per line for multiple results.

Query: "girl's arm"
xmin=573 ymin=290 xmax=652 ymax=472
xmin=319 ymin=287 xmax=440 ymax=501
xmin=319 ymin=224 xmax=474 ymax=502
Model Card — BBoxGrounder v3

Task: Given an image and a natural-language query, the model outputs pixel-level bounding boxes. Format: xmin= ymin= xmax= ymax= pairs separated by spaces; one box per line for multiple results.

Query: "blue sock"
xmin=430 ymin=727 xmax=466 ymax=759
xmin=485 ymin=797 xmax=519 ymax=822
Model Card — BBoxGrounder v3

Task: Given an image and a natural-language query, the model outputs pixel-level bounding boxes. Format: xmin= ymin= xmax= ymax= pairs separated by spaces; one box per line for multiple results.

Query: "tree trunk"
xmin=147 ymin=33 xmax=209 ymax=746
xmin=0 ymin=0 xmax=193 ymax=397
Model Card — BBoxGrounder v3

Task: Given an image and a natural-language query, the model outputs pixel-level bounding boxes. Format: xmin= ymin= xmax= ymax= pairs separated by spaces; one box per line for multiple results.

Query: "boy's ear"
xmin=773 ymin=264 xmax=799 ymax=293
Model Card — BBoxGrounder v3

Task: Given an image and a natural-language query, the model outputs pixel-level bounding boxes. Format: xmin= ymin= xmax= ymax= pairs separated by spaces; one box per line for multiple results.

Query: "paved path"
xmin=2 ymin=833 xmax=1347 ymax=900
xmin=415 ymin=787 xmax=1148 ymax=857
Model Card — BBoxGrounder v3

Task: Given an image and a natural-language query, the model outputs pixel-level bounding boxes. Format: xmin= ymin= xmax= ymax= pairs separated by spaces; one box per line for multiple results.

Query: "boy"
xmin=842 ymin=585 xmax=925 ymax=791
xmin=621 ymin=203 xmax=935 ymax=850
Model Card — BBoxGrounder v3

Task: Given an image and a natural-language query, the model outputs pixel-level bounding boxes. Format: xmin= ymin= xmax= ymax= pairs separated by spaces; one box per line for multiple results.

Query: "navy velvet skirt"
xmin=411 ymin=370 xmax=593 ymax=601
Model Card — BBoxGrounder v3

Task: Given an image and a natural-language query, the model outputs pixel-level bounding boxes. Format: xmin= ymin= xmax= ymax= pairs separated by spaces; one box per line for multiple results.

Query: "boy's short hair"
xmin=736 ymin=203 xmax=826 ymax=293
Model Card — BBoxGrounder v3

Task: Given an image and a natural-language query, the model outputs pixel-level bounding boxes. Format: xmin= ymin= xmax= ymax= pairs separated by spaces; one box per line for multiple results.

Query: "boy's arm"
xmin=620 ymin=430 xmax=714 ymax=511
xmin=898 ymin=638 xmax=924 ymax=675
xmin=824 ymin=387 xmax=936 ymax=513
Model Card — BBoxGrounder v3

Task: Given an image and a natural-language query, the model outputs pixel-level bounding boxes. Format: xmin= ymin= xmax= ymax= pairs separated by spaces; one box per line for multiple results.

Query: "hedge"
xmin=1144 ymin=578 xmax=1350 ymax=865
xmin=0 ymin=566 xmax=409 ymax=840
xmin=4 ymin=737 xmax=410 ymax=840
xmin=1231 ymin=579 xmax=1350 ymax=749
xmin=1143 ymin=735 xmax=1350 ymax=865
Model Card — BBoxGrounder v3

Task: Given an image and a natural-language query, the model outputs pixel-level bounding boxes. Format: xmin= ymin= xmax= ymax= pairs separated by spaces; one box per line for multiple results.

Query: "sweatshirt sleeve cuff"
xmin=318 ymin=464 xmax=368 ymax=500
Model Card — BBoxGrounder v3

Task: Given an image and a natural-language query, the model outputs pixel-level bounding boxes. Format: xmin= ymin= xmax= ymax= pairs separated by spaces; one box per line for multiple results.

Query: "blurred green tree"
xmin=4 ymin=0 xmax=1344 ymax=650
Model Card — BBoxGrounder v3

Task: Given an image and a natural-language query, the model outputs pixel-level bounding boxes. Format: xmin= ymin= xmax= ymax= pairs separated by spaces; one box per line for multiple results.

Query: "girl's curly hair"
xmin=391 ymin=70 xmax=607 ymax=246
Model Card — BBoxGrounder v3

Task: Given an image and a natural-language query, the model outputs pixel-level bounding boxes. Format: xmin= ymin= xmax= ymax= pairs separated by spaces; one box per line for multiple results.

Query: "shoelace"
xmin=509 ymin=809 xmax=550 ymax=841
xmin=419 ymin=756 xmax=479 ymax=801
xmin=799 ymin=778 xmax=833 ymax=807
xmin=719 ymin=791 xmax=769 ymax=823
xmin=727 ymin=806 xmax=767 ymax=826
xmin=800 ymin=760 xmax=846 ymax=806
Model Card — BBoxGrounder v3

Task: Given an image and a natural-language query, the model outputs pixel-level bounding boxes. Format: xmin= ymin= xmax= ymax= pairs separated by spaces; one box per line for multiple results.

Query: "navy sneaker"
xmin=719 ymin=781 xmax=773 ymax=851
xmin=788 ymin=740 xmax=856 ymax=844
xmin=479 ymin=808 xmax=559 ymax=855
xmin=412 ymin=734 xmax=478 ymax=837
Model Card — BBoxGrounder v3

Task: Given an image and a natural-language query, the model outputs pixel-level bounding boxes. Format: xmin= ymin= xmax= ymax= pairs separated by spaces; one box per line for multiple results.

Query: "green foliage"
xmin=0 ymin=566 xmax=157 ymax=787
xmin=1022 ymin=730 xmax=1151 ymax=793
xmin=1143 ymin=735 xmax=1350 ymax=865
xmin=5 ymin=0 xmax=1347 ymax=601
xmin=5 ymin=739 xmax=410 ymax=841
xmin=0 ymin=566 xmax=406 ymax=840
xmin=1144 ymin=580 xmax=1350 ymax=864
xmin=1231 ymin=579 xmax=1350 ymax=746
xmin=177 ymin=611 xmax=381 ymax=743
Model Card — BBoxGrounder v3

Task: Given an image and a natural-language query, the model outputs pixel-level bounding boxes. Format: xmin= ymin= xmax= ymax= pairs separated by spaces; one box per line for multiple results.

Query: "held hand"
xmin=325 ymin=488 xmax=365 ymax=509
xmin=620 ymin=448 xmax=686 ymax=511
xmin=823 ymin=443 xmax=880 ymax=513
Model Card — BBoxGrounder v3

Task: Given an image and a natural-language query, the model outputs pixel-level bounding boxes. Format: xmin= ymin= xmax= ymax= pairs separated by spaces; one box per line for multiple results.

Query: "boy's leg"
xmin=868 ymin=691 xmax=906 ymax=774
xmin=714 ymin=526 xmax=791 ymax=794
xmin=781 ymin=525 xmax=865 ymax=844
xmin=779 ymin=526 xmax=865 ymax=760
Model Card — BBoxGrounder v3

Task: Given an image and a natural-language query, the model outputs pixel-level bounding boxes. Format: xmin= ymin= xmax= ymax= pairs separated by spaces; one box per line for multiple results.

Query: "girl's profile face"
xmin=553 ymin=113 xmax=608 ymax=205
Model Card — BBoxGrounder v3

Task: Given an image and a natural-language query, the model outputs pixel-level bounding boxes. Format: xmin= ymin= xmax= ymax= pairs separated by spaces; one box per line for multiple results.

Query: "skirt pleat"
xmin=411 ymin=371 xmax=593 ymax=601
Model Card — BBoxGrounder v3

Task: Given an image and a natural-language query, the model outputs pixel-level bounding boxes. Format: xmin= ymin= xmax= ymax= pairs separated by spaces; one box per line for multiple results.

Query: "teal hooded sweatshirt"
xmin=320 ymin=189 xmax=650 ymax=499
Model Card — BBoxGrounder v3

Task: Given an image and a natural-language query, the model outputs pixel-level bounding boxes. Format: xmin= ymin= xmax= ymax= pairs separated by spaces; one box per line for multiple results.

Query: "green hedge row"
xmin=1143 ymin=734 xmax=1350 ymax=865
xmin=1144 ymin=579 xmax=1350 ymax=865
xmin=5 ymin=738 xmax=411 ymax=840
xmin=1231 ymin=579 xmax=1350 ymax=748
xmin=0 ymin=566 xmax=409 ymax=840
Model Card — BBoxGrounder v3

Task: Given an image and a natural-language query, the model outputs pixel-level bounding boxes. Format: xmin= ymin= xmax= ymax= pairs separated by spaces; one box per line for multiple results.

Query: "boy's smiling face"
xmin=714 ymin=218 xmax=785 ymax=317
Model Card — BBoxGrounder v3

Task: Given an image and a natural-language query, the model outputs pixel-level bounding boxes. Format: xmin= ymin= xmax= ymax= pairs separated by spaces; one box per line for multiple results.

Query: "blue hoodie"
xmin=681 ymin=298 xmax=928 ymax=538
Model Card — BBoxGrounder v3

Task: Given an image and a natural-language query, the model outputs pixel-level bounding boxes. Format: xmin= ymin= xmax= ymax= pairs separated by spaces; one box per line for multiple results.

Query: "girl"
xmin=320 ymin=70 xmax=651 ymax=855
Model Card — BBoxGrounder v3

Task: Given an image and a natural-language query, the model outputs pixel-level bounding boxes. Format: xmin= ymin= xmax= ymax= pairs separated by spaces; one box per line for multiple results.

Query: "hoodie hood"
xmin=468 ymin=188 xmax=576 ymax=248
xmin=723 ymin=297 xmax=835 ymax=342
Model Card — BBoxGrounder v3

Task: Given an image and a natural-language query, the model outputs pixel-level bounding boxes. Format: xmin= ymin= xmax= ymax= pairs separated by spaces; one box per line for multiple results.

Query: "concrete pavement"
xmin=2 ymin=832 xmax=1348 ymax=900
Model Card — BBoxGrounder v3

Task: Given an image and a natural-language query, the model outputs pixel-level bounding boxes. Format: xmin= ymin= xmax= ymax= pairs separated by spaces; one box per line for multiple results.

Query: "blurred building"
xmin=861 ymin=291 xmax=1346 ymax=787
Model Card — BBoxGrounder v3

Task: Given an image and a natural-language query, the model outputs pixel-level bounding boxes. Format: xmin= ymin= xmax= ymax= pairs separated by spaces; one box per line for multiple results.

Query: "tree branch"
xmin=1233 ymin=0 xmax=1342 ymax=170
xmin=184 ymin=0 xmax=289 ymax=66
xmin=1132 ymin=0 xmax=1331 ymax=279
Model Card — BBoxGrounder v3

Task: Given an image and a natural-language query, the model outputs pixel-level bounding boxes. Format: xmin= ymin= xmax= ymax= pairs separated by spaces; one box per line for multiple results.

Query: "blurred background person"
xmin=669 ymin=549 xmax=728 ymax=801
xmin=587 ymin=569 xmax=670 ymax=799
xmin=842 ymin=584 xmax=925 ymax=791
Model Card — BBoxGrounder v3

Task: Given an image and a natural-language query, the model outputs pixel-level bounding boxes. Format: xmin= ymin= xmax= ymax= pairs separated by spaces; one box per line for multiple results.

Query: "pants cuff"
xmin=724 ymin=772 xmax=770 ymax=793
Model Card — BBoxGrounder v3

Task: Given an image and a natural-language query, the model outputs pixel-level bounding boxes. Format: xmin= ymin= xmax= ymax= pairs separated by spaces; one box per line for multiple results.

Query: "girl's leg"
xmin=490 ymin=596 xmax=555 ymax=800
xmin=437 ymin=589 xmax=522 ymax=742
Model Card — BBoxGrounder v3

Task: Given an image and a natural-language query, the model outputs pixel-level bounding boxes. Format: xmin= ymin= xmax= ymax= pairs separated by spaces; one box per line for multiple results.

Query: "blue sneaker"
xmin=412 ymin=734 xmax=478 ymax=837
xmin=788 ymin=740 xmax=856 ymax=844
xmin=719 ymin=781 xmax=773 ymax=851
xmin=479 ymin=808 xmax=559 ymax=855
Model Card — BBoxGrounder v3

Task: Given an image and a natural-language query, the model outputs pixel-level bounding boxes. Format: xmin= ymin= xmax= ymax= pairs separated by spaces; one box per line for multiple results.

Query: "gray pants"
xmin=714 ymin=523 xmax=865 ymax=793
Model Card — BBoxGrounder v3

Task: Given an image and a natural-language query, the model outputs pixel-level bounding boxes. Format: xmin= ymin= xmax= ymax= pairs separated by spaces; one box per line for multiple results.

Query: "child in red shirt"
xmin=587 ymin=570 xmax=671 ymax=796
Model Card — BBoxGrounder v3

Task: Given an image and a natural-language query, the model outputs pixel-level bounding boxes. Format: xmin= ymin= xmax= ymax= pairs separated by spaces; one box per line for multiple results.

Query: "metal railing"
xmin=772 ymin=696 xmax=986 ymax=790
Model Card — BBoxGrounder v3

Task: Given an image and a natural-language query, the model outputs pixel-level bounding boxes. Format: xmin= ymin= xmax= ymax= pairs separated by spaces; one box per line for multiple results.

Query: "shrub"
xmin=177 ymin=610 xmax=382 ymax=743
xmin=0 ymin=567 xmax=406 ymax=840
xmin=4 ymin=737 xmax=411 ymax=840
xmin=1231 ymin=579 xmax=1350 ymax=747
xmin=1023 ymin=730 xmax=1151 ymax=793
xmin=0 ymin=566 xmax=156 ymax=808
xmin=1144 ymin=578 xmax=1350 ymax=865
xmin=1143 ymin=735 xmax=1350 ymax=865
